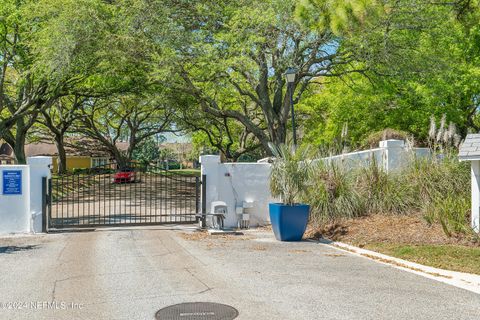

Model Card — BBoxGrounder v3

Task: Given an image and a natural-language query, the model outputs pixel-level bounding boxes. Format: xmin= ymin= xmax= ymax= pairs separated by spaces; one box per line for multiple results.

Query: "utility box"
xmin=210 ymin=201 xmax=227 ymax=230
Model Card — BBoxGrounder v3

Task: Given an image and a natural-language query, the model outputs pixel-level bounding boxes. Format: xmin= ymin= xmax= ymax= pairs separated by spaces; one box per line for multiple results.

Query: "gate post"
xmin=195 ymin=176 xmax=200 ymax=218
xmin=201 ymin=174 xmax=207 ymax=228
xmin=199 ymin=155 xmax=221 ymax=229
xmin=47 ymin=178 xmax=52 ymax=230
xmin=27 ymin=156 xmax=52 ymax=233
xmin=41 ymin=177 xmax=48 ymax=233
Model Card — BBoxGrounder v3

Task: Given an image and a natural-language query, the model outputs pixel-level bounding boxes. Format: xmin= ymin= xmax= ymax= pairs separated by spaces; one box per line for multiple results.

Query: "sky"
xmin=163 ymin=132 xmax=191 ymax=143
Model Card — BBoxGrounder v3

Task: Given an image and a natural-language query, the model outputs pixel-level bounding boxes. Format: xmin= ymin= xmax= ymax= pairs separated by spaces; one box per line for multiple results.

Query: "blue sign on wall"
xmin=2 ymin=170 xmax=22 ymax=195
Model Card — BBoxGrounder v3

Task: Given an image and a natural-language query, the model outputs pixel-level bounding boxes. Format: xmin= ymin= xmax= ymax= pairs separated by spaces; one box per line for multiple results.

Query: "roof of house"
xmin=459 ymin=134 xmax=480 ymax=161
xmin=2 ymin=138 xmax=135 ymax=159
xmin=0 ymin=141 xmax=14 ymax=159
xmin=25 ymin=143 xmax=58 ymax=157
xmin=25 ymin=140 xmax=130 ymax=158
xmin=160 ymin=142 xmax=193 ymax=154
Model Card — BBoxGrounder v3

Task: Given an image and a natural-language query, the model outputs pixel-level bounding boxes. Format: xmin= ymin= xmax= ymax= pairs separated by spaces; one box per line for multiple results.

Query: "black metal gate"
xmin=46 ymin=162 xmax=200 ymax=229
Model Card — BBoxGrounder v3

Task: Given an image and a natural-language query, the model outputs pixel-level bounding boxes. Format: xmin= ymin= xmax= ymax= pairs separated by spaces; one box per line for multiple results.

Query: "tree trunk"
xmin=13 ymin=133 xmax=27 ymax=164
xmin=111 ymin=148 xmax=127 ymax=170
xmin=126 ymin=142 xmax=135 ymax=163
xmin=127 ymin=132 xmax=136 ymax=163
xmin=272 ymin=125 xmax=286 ymax=147
xmin=10 ymin=112 xmax=39 ymax=165
xmin=54 ymin=135 xmax=67 ymax=174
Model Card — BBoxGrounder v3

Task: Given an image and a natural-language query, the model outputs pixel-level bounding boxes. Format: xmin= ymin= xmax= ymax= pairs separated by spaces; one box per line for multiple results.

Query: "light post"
xmin=285 ymin=67 xmax=298 ymax=147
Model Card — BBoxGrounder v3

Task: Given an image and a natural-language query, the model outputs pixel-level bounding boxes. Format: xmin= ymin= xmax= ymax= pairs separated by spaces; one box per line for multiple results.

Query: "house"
xmin=25 ymin=141 xmax=129 ymax=172
xmin=0 ymin=141 xmax=15 ymax=165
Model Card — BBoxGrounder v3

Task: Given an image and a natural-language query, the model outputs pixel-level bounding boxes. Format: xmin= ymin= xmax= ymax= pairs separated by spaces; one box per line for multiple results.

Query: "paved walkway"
xmin=0 ymin=226 xmax=478 ymax=320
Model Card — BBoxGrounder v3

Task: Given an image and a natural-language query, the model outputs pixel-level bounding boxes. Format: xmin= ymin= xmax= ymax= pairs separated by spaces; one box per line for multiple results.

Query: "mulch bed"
xmin=305 ymin=214 xmax=479 ymax=247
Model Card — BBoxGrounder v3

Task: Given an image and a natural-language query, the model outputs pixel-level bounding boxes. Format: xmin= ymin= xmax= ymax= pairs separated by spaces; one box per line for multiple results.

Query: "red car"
xmin=113 ymin=169 xmax=138 ymax=183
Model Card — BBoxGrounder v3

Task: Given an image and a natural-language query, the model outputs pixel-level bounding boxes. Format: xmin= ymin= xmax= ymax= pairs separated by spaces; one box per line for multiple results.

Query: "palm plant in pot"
xmin=269 ymin=144 xmax=311 ymax=241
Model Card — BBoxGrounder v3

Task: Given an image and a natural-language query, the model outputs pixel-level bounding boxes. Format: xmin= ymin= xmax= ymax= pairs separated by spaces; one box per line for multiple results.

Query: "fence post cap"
xmin=379 ymin=139 xmax=405 ymax=148
xmin=199 ymin=155 xmax=221 ymax=164
xmin=27 ymin=156 xmax=53 ymax=166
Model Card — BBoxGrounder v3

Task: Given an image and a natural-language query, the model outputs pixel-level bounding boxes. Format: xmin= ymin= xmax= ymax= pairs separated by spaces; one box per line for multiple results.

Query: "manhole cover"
xmin=155 ymin=302 xmax=239 ymax=320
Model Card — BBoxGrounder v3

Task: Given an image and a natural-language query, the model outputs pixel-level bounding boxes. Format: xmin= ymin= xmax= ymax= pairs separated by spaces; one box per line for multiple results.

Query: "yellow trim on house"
xmin=52 ymin=156 xmax=93 ymax=172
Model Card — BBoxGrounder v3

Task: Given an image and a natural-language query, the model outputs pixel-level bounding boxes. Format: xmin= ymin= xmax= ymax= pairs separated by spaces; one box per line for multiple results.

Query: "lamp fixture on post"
xmin=285 ymin=67 xmax=298 ymax=147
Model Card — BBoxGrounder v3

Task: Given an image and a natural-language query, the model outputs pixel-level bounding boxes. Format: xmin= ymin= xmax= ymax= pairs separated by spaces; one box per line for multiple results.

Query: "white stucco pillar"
xmin=200 ymin=155 xmax=221 ymax=227
xmin=0 ymin=165 xmax=30 ymax=233
xmin=471 ymin=160 xmax=480 ymax=233
xmin=379 ymin=139 xmax=406 ymax=172
xmin=27 ymin=156 xmax=52 ymax=233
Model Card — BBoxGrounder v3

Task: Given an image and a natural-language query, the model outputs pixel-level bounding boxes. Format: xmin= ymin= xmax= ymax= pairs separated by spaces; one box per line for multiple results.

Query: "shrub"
xmin=304 ymin=149 xmax=474 ymax=237
xmin=424 ymin=195 xmax=471 ymax=237
xmin=160 ymin=162 xmax=181 ymax=170
xmin=362 ymin=129 xmax=411 ymax=149
xmin=72 ymin=168 xmax=89 ymax=175
xmin=408 ymin=155 xmax=472 ymax=237
xmin=304 ymin=161 xmax=363 ymax=226
xmin=403 ymin=155 xmax=470 ymax=206
xmin=168 ymin=162 xmax=181 ymax=170
xmin=356 ymin=159 xmax=417 ymax=215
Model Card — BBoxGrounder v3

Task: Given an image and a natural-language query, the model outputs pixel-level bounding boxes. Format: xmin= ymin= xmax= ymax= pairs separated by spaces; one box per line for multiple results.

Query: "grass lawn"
xmin=167 ymin=169 xmax=200 ymax=176
xmin=51 ymin=174 xmax=99 ymax=201
xmin=363 ymin=242 xmax=480 ymax=275
xmin=309 ymin=214 xmax=480 ymax=275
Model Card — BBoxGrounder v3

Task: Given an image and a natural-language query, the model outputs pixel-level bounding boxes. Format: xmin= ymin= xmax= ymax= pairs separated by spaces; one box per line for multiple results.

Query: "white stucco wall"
xmin=324 ymin=140 xmax=430 ymax=172
xmin=323 ymin=148 xmax=384 ymax=170
xmin=0 ymin=165 xmax=30 ymax=233
xmin=200 ymin=156 xmax=273 ymax=228
xmin=27 ymin=157 xmax=52 ymax=233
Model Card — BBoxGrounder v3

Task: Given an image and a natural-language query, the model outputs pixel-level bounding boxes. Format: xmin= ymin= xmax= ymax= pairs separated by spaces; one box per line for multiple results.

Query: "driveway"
xmin=0 ymin=226 xmax=478 ymax=320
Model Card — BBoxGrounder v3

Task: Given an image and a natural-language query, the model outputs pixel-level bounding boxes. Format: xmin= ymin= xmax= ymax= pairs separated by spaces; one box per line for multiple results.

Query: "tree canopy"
xmin=1 ymin=0 xmax=479 ymax=165
xmin=297 ymin=0 xmax=480 ymax=148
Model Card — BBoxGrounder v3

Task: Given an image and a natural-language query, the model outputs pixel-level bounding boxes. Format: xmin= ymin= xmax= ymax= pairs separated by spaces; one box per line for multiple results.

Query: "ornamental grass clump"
xmin=304 ymin=142 xmax=472 ymax=237
xmin=404 ymin=155 xmax=469 ymax=206
xmin=304 ymin=160 xmax=363 ymax=226
xmin=269 ymin=144 xmax=312 ymax=206
xmin=410 ymin=115 xmax=473 ymax=237
xmin=405 ymin=155 xmax=472 ymax=237
xmin=356 ymin=158 xmax=417 ymax=215
xmin=423 ymin=195 xmax=472 ymax=237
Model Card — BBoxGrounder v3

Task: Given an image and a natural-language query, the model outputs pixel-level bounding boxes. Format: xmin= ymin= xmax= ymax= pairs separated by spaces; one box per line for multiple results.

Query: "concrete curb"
xmin=330 ymin=241 xmax=480 ymax=295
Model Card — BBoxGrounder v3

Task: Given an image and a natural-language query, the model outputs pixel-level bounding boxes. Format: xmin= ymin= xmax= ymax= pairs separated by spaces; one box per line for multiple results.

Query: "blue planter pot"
xmin=269 ymin=203 xmax=310 ymax=241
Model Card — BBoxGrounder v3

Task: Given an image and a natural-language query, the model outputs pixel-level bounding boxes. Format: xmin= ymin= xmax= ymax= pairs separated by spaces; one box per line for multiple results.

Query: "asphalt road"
xmin=0 ymin=226 xmax=479 ymax=320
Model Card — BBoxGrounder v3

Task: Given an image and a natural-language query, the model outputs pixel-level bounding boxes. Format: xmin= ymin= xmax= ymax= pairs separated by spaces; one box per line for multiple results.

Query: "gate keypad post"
xmin=201 ymin=174 xmax=207 ymax=228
